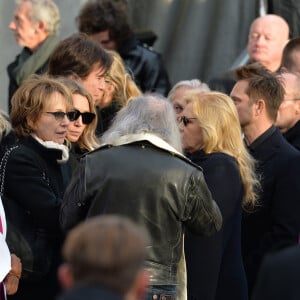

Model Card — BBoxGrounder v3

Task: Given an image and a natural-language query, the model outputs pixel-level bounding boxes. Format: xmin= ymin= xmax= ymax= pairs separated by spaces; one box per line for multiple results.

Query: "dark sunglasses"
xmin=45 ymin=110 xmax=78 ymax=121
xmin=178 ymin=116 xmax=197 ymax=126
xmin=73 ymin=109 xmax=96 ymax=125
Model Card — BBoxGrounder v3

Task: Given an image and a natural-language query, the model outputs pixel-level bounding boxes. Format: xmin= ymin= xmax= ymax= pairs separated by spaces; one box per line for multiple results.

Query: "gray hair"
xmin=168 ymin=79 xmax=210 ymax=101
xmin=16 ymin=0 xmax=60 ymax=35
xmin=102 ymin=94 xmax=183 ymax=153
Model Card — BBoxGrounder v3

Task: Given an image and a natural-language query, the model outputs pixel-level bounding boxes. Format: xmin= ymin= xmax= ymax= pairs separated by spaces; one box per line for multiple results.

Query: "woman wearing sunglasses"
xmin=1 ymin=75 xmax=75 ymax=300
xmin=58 ymin=79 xmax=99 ymax=172
xmin=179 ymin=92 xmax=259 ymax=300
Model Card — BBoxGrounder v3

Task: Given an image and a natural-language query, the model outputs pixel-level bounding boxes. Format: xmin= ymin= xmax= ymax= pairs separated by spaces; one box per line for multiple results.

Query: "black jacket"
xmin=3 ymin=136 xmax=69 ymax=300
xmin=242 ymin=126 xmax=300 ymax=295
xmin=283 ymin=120 xmax=300 ymax=151
xmin=118 ymin=36 xmax=171 ymax=96
xmin=185 ymin=151 xmax=248 ymax=300
xmin=61 ymin=135 xmax=222 ymax=285
xmin=251 ymin=245 xmax=300 ymax=300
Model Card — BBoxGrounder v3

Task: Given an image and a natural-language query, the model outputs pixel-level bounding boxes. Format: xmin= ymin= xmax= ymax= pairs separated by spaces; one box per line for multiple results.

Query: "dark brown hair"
xmin=234 ymin=62 xmax=284 ymax=121
xmin=77 ymin=0 xmax=132 ymax=49
xmin=48 ymin=33 xmax=112 ymax=79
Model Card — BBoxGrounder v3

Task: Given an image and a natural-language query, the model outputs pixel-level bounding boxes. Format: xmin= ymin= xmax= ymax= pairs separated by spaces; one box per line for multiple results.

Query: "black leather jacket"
xmin=119 ymin=36 xmax=171 ymax=96
xmin=61 ymin=134 xmax=222 ymax=285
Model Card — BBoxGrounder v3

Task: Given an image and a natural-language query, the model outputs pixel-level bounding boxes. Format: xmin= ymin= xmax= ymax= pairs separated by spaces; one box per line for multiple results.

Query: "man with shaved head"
xmin=247 ymin=14 xmax=289 ymax=72
xmin=209 ymin=14 xmax=290 ymax=94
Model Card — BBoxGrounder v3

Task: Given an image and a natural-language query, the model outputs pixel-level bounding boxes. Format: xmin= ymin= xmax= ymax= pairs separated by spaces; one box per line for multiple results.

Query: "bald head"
xmin=247 ymin=14 xmax=289 ymax=72
xmin=275 ymin=72 xmax=300 ymax=132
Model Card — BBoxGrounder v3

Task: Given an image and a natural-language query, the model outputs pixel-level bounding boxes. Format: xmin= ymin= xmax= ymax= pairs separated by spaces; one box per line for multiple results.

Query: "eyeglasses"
xmin=178 ymin=116 xmax=197 ymax=126
xmin=72 ymin=109 xmax=96 ymax=125
xmin=45 ymin=111 xmax=77 ymax=121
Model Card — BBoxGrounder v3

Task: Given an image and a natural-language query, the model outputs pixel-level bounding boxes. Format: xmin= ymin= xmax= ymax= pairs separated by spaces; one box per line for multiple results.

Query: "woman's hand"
xmin=4 ymin=254 xmax=22 ymax=295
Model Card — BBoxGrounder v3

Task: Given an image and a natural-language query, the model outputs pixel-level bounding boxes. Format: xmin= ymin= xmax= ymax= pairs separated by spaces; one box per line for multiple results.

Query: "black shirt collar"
xmin=247 ymin=125 xmax=276 ymax=152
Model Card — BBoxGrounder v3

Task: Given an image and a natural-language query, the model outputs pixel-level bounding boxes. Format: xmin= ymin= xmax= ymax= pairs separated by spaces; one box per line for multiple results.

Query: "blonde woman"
xmin=58 ymin=78 xmax=99 ymax=171
xmin=179 ymin=91 xmax=258 ymax=300
xmin=97 ymin=50 xmax=141 ymax=134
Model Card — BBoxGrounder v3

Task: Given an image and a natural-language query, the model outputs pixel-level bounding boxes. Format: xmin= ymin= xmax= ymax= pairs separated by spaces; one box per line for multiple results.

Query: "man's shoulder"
xmin=125 ymin=41 xmax=161 ymax=62
xmin=87 ymin=142 xmax=204 ymax=172
xmin=271 ymin=129 xmax=300 ymax=157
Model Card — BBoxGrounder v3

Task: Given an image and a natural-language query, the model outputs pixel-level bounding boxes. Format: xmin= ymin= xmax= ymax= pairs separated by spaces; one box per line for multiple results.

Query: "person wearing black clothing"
xmin=180 ymin=92 xmax=258 ymax=300
xmin=231 ymin=63 xmax=300 ymax=297
xmin=77 ymin=0 xmax=171 ymax=96
xmin=251 ymin=245 xmax=300 ymax=300
xmin=3 ymin=76 xmax=75 ymax=300
xmin=60 ymin=94 xmax=222 ymax=300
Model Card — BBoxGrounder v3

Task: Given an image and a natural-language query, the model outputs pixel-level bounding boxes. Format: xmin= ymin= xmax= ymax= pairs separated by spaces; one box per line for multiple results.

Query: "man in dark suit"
xmin=77 ymin=0 xmax=171 ymax=96
xmin=251 ymin=245 xmax=300 ymax=300
xmin=230 ymin=62 xmax=300 ymax=297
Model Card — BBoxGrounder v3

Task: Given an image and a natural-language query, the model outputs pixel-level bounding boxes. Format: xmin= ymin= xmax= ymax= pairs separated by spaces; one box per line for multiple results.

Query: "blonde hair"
xmin=186 ymin=91 xmax=259 ymax=207
xmin=105 ymin=50 xmax=141 ymax=107
xmin=58 ymin=78 xmax=100 ymax=151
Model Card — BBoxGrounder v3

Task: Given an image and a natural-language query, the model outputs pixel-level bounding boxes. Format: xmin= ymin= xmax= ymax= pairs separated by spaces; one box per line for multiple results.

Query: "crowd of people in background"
xmin=1 ymin=1 xmax=300 ymax=300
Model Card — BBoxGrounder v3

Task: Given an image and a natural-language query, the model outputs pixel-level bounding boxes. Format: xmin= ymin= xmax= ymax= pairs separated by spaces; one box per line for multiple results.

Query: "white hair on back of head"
xmin=102 ymin=93 xmax=183 ymax=153
xmin=168 ymin=79 xmax=210 ymax=101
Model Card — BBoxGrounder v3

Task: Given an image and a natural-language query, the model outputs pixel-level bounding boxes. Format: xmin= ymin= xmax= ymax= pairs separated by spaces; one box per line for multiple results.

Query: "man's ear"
xmin=254 ymin=99 xmax=265 ymax=116
xmin=35 ymin=20 xmax=47 ymax=34
xmin=57 ymin=263 xmax=75 ymax=290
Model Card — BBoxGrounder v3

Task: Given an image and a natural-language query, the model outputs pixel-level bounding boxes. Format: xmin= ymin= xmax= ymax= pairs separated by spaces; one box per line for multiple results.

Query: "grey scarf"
xmin=14 ymin=34 xmax=59 ymax=85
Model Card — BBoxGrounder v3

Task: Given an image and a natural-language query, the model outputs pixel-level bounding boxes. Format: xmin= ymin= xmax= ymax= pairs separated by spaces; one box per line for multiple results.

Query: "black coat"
xmin=61 ymin=138 xmax=222 ymax=285
xmin=118 ymin=36 xmax=171 ymax=96
xmin=185 ymin=151 xmax=248 ymax=300
xmin=283 ymin=120 xmax=300 ymax=151
xmin=4 ymin=136 xmax=69 ymax=300
xmin=251 ymin=245 xmax=300 ymax=300
xmin=242 ymin=126 xmax=300 ymax=295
